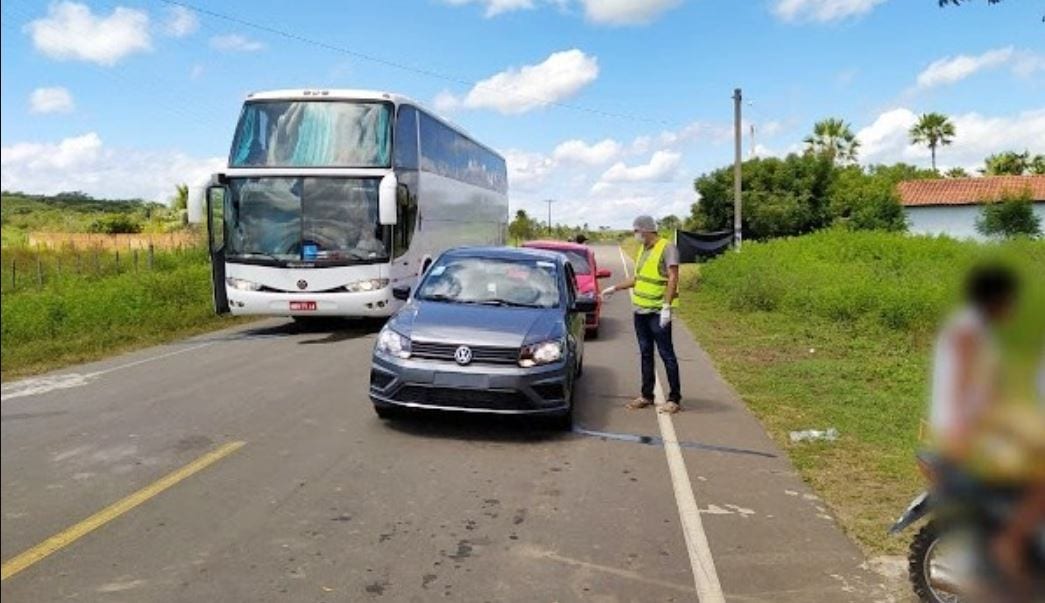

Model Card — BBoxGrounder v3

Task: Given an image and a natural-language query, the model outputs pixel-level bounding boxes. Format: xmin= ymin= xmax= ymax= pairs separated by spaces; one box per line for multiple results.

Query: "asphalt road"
xmin=1 ymin=245 xmax=898 ymax=602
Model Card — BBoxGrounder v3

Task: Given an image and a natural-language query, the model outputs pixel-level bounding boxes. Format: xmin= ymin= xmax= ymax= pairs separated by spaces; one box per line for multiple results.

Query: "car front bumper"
xmin=369 ymin=352 xmax=571 ymax=415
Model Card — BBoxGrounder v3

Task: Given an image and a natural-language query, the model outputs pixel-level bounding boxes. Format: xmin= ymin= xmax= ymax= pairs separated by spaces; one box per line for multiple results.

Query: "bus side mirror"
xmin=379 ymin=173 xmax=398 ymax=225
xmin=206 ymin=185 xmax=228 ymax=252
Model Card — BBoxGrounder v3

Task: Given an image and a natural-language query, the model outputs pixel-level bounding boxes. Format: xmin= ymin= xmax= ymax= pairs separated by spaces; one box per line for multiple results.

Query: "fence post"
xmin=115 ymin=250 xmax=120 ymax=273
xmin=36 ymin=253 xmax=43 ymax=287
xmin=76 ymin=252 xmax=82 ymax=275
xmin=133 ymin=248 xmax=139 ymax=272
xmin=148 ymin=243 xmax=155 ymax=270
xmin=56 ymin=254 xmax=61 ymax=278
xmin=94 ymin=249 xmax=101 ymax=274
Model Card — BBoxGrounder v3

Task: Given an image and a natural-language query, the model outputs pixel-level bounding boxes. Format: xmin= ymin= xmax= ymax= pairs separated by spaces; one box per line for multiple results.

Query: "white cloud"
xmin=443 ymin=0 xmax=535 ymax=17
xmin=435 ymin=49 xmax=598 ymax=115
xmin=600 ymin=150 xmax=681 ymax=184
xmin=857 ymin=107 xmax=1045 ymax=171
xmin=210 ymin=34 xmax=265 ymax=52
xmin=552 ymin=138 xmax=621 ymax=165
xmin=916 ymin=47 xmax=1044 ymax=89
xmin=24 ymin=1 xmax=151 ymax=66
xmin=580 ymin=0 xmax=682 ymax=25
xmin=29 ymin=87 xmax=75 ymax=114
xmin=163 ymin=6 xmax=199 ymax=38
xmin=0 ymin=133 xmax=224 ymax=202
xmin=772 ymin=0 xmax=887 ymax=23
xmin=504 ymin=149 xmax=557 ymax=192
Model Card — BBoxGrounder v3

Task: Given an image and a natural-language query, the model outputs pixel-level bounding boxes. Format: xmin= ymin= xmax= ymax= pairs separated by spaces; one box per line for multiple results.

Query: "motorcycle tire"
xmin=909 ymin=521 xmax=949 ymax=603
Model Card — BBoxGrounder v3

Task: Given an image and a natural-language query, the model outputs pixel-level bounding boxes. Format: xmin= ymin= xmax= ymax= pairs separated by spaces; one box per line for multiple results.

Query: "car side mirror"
xmin=392 ymin=285 xmax=411 ymax=301
xmin=596 ymin=269 xmax=612 ymax=279
xmin=378 ymin=173 xmax=398 ymax=225
xmin=572 ymin=297 xmax=596 ymax=313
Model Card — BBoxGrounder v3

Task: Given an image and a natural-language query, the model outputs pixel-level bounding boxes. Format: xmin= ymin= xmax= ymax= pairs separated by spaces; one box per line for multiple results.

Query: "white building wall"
xmin=905 ymin=203 xmax=1045 ymax=240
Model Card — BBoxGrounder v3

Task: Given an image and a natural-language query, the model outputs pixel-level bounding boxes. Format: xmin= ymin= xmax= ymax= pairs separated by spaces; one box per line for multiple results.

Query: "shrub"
xmin=976 ymin=190 xmax=1042 ymax=239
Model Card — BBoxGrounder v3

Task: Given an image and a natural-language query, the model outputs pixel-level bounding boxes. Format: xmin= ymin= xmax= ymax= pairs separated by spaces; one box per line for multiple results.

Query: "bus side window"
xmin=393 ymin=105 xmax=419 ymax=258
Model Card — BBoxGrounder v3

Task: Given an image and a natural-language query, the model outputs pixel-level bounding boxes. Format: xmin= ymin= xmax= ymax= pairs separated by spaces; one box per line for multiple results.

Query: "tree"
xmin=804 ymin=118 xmax=860 ymax=164
xmin=982 ymin=151 xmax=1031 ymax=176
xmin=508 ymin=209 xmax=539 ymax=243
xmin=1030 ymin=154 xmax=1045 ymax=175
xmin=657 ymin=214 xmax=681 ymax=233
xmin=909 ymin=113 xmax=956 ymax=172
xmin=828 ymin=166 xmax=908 ymax=232
xmin=945 ymin=167 xmax=970 ymax=178
xmin=976 ymin=190 xmax=1042 ymax=238
xmin=171 ymin=183 xmax=189 ymax=211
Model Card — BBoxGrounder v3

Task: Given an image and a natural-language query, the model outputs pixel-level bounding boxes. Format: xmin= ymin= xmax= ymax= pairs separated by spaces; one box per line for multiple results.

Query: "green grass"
xmin=1 ymin=246 xmax=250 ymax=380
xmin=674 ymin=230 xmax=1044 ymax=555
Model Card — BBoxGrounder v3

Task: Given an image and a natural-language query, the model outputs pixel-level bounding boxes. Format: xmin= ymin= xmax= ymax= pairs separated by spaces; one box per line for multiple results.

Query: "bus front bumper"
xmin=226 ymin=287 xmax=399 ymax=317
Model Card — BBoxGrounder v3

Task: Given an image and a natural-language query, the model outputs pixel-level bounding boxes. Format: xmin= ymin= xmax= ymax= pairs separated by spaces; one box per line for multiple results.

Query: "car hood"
xmin=392 ymin=301 xmax=561 ymax=347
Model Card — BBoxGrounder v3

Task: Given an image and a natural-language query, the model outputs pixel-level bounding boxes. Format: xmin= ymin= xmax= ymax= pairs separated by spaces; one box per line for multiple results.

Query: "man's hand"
xmin=659 ymin=304 xmax=672 ymax=328
xmin=601 ymin=286 xmax=617 ymax=300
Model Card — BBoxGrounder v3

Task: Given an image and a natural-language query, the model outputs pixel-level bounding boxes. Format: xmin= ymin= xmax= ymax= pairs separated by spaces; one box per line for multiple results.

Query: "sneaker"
xmin=658 ymin=402 xmax=682 ymax=414
xmin=625 ymin=397 xmax=654 ymax=410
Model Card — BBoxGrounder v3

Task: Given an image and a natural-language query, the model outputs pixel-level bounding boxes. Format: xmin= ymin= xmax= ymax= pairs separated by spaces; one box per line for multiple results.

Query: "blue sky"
xmin=1 ymin=0 xmax=1043 ymax=227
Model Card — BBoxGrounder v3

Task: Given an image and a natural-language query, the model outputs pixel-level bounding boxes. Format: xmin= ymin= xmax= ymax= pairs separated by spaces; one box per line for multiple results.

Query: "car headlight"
xmin=519 ymin=339 xmax=563 ymax=367
xmin=376 ymin=327 xmax=411 ymax=359
xmin=226 ymin=277 xmax=263 ymax=291
xmin=343 ymin=278 xmax=389 ymax=293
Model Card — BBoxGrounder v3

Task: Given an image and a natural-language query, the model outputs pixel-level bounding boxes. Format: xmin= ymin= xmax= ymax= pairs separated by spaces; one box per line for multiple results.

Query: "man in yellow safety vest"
xmin=601 ymin=215 xmax=682 ymax=414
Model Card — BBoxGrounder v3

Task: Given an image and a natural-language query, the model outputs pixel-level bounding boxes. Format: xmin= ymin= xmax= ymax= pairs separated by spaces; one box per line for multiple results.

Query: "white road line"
xmin=1 ymin=342 xmax=214 ymax=402
xmin=614 ymin=244 xmax=725 ymax=603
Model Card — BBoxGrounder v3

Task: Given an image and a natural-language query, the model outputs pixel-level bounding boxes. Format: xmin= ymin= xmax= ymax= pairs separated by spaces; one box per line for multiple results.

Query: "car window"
xmin=417 ymin=256 xmax=561 ymax=308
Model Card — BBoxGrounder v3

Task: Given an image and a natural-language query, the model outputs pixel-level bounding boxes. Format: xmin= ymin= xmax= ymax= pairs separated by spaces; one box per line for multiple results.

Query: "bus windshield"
xmin=226 ymin=177 xmax=388 ymax=265
xmin=229 ymin=101 xmax=392 ymax=168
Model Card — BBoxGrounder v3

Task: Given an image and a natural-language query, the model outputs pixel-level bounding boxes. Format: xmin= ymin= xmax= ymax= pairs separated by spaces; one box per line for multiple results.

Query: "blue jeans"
xmin=633 ymin=312 xmax=681 ymax=403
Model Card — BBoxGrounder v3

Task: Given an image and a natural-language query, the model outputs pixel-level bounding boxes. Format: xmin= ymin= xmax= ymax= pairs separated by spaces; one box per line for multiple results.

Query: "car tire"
xmin=373 ymin=404 xmax=399 ymax=420
xmin=548 ymin=407 xmax=573 ymax=431
xmin=587 ymin=326 xmax=599 ymax=340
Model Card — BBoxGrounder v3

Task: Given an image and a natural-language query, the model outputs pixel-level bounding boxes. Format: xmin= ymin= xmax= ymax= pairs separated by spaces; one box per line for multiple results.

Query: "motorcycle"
xmin=890 ymin=453 xmax=1045 ymax=602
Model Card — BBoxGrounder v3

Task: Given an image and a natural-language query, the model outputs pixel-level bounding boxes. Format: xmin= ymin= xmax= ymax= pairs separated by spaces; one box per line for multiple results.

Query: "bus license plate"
xmin=290 ymin=301 xmax=317 ymax=311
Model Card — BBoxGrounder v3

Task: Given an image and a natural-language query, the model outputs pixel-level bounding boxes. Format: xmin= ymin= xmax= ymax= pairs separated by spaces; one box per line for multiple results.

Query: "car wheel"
xmin=587 ymin=326 xmax=599 ymax=340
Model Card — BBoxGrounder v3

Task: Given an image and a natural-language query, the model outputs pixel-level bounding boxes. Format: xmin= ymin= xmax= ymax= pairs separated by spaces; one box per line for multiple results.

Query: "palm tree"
xmin=909 ymin=113 xmax=956 ymax=172
xmin=804 ymin=118 xmax=860 ymax=164
xmin=945 ymin=167 xmax=970 ymax=178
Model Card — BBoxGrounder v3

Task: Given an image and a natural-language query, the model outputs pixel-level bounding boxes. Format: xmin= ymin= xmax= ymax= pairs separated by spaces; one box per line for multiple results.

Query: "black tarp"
xmin=675 ymin=230 xmax=732 ymax=263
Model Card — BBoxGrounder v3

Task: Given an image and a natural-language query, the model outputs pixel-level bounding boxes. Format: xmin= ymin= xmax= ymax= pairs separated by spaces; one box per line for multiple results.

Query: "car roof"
xmin=522 ymin=240 xmax=591 ymax=254
xmin=441 ymin=246 xmax=566 ymax=263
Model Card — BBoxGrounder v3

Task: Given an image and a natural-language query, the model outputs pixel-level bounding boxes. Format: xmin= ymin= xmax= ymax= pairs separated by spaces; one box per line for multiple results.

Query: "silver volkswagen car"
xmin=369 ymin=247 xmax=595 ymax=429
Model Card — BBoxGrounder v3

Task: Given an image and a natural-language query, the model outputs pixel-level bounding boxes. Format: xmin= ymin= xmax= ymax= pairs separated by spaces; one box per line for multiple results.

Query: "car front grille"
xmin=532 ymin=383 xmax=565 ymax=401
xmin=410 ymin=341 xmax=519 ymax=365
xmin=370 ymin=369 xmax=395 ymax=390
xmin=393 ymin=385 xmax=530 ymax=410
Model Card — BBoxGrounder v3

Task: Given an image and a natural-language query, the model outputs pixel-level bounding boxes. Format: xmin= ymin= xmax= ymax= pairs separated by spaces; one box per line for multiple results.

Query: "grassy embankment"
xmin=0 ymin=246 xmax=252 ymax=381
xmin=645 ymin=231 xmax=1043 ymax=555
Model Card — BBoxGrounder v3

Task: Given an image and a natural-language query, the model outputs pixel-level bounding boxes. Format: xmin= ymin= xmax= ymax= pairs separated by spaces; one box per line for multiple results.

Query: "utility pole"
xmin=733 ymin=88 xmax=743 ymax=252
xmin=750 ymin=123 xmax=756 ymax=159
xmin=544 ymin=199 xmax=555 ymax=236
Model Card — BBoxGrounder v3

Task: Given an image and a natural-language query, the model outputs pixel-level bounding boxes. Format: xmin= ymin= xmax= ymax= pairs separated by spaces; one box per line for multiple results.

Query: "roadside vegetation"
xmin=675 ymin=230 xmax=1044 ymax=554
xmin=0 ymin=189 xmax=249 ymax=381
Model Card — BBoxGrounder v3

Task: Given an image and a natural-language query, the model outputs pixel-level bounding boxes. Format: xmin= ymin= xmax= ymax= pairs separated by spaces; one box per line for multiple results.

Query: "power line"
xmin=154 ymin=0 xmax=677 ymax=127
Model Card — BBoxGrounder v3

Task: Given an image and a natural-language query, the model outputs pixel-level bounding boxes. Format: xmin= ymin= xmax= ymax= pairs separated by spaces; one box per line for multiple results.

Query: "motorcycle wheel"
xmin=909 ymin=521 xmax=964 ymax=603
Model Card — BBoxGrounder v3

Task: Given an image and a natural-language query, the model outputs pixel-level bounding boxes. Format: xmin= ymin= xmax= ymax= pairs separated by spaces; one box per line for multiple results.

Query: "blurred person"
xmin=574 ymin=233 xmax=588 ymax=245
xmin=353 ymin=226 xmax=385 ymax=257
xmin=601 ymin=215 xmax=682 ymax=413
xmin=928 ymin=264 xmax=1044 ymax=598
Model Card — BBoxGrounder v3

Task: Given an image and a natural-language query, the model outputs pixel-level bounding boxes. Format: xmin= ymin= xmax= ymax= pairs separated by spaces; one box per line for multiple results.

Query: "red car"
xmin=522 ymin=240 xmax=611 ymax=337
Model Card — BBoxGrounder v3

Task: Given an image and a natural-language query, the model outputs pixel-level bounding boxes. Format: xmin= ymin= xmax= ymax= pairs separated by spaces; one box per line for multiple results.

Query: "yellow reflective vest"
xmin=631 ymin=238 xmax=678 ymax=310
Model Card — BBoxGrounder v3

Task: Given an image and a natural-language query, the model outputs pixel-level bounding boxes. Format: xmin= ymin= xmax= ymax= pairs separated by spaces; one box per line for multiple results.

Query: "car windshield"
xmin=225 ymin=177 xmax=388 ymax=265
xmin=417 ymin=257 xmax=560 ymax=308
xmin=229 ymin=101 xmax=392 ymax=168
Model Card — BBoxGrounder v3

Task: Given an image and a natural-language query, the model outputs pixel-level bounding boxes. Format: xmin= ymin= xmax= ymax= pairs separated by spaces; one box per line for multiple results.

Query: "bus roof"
xmin=242 ymin=89 xmax=500 ymax=159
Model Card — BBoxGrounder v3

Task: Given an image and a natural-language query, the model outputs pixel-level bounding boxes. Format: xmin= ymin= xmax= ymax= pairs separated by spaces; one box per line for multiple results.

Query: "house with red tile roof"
xmin=897 ymin=175 xmax=1045 ymax=239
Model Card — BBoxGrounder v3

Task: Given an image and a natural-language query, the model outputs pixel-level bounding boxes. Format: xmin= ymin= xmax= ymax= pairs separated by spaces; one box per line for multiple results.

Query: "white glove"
xmin=659 ymin=304 xmax=672 ymax=328
xmin=601 ymin=286 xmax=616 ymax=300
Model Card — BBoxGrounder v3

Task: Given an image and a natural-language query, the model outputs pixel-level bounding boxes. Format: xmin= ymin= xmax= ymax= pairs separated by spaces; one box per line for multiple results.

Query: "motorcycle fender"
xmin=889 ymin=491 xmax=931 ymax=535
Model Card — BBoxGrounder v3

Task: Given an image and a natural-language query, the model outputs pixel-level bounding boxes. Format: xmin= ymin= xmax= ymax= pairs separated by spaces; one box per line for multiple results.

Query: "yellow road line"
xmin=1 ymin=440 xmax=245 ymax=581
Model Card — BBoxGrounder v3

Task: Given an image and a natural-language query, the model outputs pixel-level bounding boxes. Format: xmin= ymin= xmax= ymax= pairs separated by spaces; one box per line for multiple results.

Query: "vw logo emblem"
xmin=454 ymin=346 xmax=473 ymax=365
xmin=296 ymin=279 xmax=308 ymax=290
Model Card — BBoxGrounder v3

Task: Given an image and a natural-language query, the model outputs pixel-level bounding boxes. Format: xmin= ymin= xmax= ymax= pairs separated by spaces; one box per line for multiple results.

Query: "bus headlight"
xmin=226 ymin=277 xmax=263 ymax=291
xmin=376 ymin=327 xmax=411 ymax=359
xmin=519 ymin=339 xmax=563 ymax=367
xmin=343 ymin=278 xmax=389 ymax=293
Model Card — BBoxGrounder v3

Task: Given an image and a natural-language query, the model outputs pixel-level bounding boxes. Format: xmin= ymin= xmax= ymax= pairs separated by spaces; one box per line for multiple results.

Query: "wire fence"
xmin=2 ymin=244 xmax=209 ymax=296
